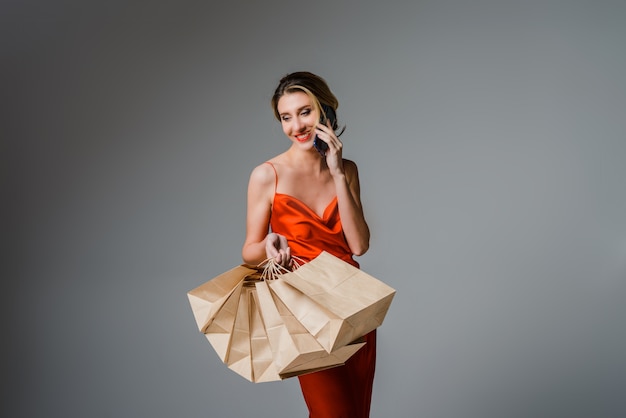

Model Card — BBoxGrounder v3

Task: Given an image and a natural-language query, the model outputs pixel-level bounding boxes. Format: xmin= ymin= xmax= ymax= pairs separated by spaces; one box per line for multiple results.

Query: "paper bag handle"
xmin=256 ymin=256 xmax=305 ymax=281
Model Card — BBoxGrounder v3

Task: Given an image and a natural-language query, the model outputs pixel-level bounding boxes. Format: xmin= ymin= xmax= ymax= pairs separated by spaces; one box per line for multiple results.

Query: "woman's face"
xmin=276 ymin=91 xmax=319 ymax=148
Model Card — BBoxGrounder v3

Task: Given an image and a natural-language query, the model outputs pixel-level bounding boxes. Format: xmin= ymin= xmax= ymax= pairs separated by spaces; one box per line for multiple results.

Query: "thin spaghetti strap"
xmin=264 ymin=161 xmax=278 ymax=194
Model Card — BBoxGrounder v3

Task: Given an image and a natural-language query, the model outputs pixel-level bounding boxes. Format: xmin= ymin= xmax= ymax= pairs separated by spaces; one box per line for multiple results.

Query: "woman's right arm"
xmin=242 ymin=163 xmax=291 ymax=266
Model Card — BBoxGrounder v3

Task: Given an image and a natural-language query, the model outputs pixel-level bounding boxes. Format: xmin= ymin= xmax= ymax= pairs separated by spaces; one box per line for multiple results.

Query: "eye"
xmin=281 ymin=115 xmax=291 ymax=122
xmin=301 ymin=109 xmax=311 ymax=117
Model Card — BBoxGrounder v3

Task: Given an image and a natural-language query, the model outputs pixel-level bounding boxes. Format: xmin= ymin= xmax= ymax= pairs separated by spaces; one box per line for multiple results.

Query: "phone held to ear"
xmin=313 ymin=104 xmax=337 ymax=157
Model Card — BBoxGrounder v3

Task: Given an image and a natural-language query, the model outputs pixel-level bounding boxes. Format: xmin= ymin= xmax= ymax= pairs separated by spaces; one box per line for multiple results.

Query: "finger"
xmin=266 ymin=244 xmax=277 ymax=258
xmin=266 ymin=236 xmax=279 ymax=258
xmin=278 ymin=250 xmax=290 ymax=267
xmin=315 ymin=123 xmax=334 ymax=139
xmin=315 ymin=127 xmax=340 ymax=147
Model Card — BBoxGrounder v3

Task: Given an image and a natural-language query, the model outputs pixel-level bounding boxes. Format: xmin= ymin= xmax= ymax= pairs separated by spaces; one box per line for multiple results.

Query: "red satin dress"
xmin=266 ymin=162 xmax=377 ymax=418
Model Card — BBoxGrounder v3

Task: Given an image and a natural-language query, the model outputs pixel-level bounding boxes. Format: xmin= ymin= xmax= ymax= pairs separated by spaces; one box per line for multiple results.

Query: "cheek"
xmin=281 ymin=122 xmax=290 ymax=135
xmin=307 ymin=114 xmax=320 ymax=128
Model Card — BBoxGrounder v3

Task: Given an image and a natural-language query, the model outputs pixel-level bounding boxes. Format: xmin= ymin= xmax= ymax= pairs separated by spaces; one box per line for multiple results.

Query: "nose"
xmin=292 ymin=116 xmax=304 ymax=132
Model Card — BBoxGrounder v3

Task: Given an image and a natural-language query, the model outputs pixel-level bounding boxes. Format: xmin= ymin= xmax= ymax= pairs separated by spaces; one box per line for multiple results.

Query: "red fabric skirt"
xmin=298 ymin=330 xmax=377 ymax=418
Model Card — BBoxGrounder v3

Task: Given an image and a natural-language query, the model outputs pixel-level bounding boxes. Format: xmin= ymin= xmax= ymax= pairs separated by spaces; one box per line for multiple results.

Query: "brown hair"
xmin=271 ymin=71 xmax=343 ymax=134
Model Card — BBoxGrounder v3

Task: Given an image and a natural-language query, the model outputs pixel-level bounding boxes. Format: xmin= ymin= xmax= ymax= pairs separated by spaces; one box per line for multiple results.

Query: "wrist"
xmin=332 ymin=173 xmax=348 ymax=187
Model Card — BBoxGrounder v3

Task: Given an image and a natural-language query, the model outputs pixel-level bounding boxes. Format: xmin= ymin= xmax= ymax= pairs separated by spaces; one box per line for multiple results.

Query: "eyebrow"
xmin=279 ymin=105 xmax=312 ymax=117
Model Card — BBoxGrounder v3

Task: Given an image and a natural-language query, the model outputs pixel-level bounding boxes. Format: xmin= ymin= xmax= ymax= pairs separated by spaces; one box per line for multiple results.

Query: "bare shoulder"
xmin=249 ymin=161 xmax=276 ymax=188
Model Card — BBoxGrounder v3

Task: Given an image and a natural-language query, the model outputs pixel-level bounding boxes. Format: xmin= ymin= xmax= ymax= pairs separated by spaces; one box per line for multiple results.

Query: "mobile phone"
xmin=313 ymin=104 xmax=337 ymax=156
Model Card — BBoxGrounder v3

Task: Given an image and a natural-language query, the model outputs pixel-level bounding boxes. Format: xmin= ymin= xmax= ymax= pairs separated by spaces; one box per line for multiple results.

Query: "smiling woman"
xmin=277 ymin=92 xmax=318 ymax=145
xmin=242 ymin=71 xmax=375 ymax=417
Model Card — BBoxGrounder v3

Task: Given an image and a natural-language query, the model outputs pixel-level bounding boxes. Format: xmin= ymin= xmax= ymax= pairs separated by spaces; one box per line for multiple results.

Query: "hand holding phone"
xmin=313 ymin=104 xmax=337 ymax=157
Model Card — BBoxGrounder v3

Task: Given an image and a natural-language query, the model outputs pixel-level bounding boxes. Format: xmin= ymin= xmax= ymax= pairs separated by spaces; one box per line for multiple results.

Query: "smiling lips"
xmin=295 ymin=132 xmax=312 ymax=143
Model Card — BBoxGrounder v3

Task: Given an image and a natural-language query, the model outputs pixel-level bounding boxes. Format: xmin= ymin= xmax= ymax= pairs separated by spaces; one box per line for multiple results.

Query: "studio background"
xmin=3 ymin=1 xmax=625 ymax=417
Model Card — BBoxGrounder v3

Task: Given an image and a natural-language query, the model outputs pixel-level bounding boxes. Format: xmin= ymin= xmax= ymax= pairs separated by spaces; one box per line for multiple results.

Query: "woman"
xmin=242 ymin=71 xmax=376 ymax=417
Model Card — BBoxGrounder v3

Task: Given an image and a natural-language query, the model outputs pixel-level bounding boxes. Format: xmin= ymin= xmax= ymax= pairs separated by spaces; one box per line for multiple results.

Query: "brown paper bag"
xmin=186 ymin=253 xmax=390 ymax=382
xmin=276 ymin=251 xmax=395 ymax=353
xmin=225 ymin=281 xmax=279 ymax=382
xmin=187 ymin=264 xmax=257 ymax=333
xmin=200 ymin=279 xmax=243 ymax=362
xmin=255 ymin=279 xmax=365 ymax=379
xmin=188 ymin=266 xmax=280 ymax=382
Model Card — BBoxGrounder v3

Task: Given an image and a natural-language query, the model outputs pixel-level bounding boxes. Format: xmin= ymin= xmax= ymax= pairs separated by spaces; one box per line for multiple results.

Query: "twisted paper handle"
xmin=258 ymin=256 xmax=305 ymax=280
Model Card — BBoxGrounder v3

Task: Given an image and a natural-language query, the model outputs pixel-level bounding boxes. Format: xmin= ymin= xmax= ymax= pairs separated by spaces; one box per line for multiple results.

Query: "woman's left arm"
xmin=333 ymin=159 xmax=370 ymax=255
xmin=316 ymin=120 xmax=370 ymax=255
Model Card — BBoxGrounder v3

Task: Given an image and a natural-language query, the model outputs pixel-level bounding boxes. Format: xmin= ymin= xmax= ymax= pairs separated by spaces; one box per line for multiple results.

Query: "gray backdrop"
xmin=4 ymin=1 xmax=625 ymax=417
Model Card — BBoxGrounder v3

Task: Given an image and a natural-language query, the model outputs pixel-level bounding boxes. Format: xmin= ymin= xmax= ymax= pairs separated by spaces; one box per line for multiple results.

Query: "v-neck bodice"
xmin=274 ymin=193 xmax=338 ymax=220
xmin=266 ymin=163 xmax=358 ymax=267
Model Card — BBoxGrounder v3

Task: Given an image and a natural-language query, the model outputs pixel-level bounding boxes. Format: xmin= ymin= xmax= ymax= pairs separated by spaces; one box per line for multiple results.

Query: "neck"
xmin=286 ymin=145 xmax=327 ymax=170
